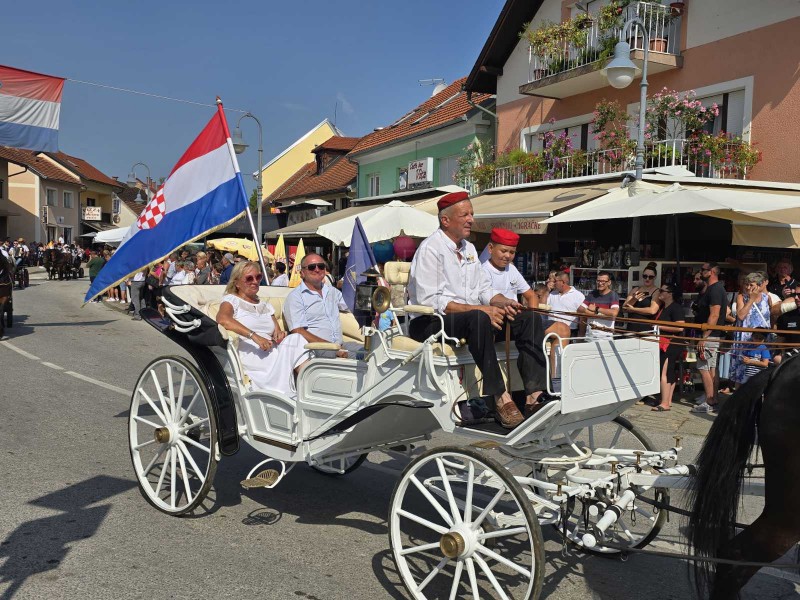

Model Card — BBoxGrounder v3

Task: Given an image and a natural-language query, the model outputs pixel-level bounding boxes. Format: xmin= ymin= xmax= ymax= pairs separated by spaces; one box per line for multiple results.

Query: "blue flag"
xmin=342 ymin=217 xmax=378 ymax=311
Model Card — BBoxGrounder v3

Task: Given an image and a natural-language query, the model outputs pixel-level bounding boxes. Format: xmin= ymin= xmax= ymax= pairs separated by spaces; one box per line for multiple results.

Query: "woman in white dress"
xmin=216 ymin=261 xmax=310 ymax=398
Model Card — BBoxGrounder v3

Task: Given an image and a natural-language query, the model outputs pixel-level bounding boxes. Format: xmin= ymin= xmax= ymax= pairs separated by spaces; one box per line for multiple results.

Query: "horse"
xmin=43 ymin=248 xmax=71 ymax=280
xmin=0 ymin=253 xmax=13 ymax=338
xmin=688 ymin=354 xmax=800 ymax=598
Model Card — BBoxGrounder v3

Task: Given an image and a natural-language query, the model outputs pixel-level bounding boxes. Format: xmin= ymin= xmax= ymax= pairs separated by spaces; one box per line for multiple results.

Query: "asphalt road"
xmin=0 ymin=277 xmax=797 ymax=599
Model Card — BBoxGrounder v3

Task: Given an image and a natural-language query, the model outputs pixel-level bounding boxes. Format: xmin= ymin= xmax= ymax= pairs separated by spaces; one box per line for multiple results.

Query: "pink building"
xmin=464 ymin=0 xmax=800 ymax=185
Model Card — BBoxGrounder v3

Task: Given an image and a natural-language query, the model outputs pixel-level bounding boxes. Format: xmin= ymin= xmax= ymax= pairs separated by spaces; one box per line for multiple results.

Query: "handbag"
xmin=656 ymin=308 xmax=670 ymax=352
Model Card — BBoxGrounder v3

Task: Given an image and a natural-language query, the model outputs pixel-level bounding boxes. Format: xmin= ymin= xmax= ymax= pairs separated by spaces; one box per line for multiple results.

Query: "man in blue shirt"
xmin=219 ymin=253 xmax=234 ymax=285
xmin=284 ymin=253 xmax=351 ymax=356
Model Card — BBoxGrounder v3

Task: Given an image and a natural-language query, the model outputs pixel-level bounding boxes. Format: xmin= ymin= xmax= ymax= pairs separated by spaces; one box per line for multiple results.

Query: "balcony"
xmin=519 ymin=2 xmax=682 ymax=99
xmin=460 ymin=138 xmax=757 ymax=195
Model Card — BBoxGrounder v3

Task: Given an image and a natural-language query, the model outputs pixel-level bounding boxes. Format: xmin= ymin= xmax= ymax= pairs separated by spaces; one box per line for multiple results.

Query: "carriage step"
xmin=241 ymin=469 xmax=280 ymax=489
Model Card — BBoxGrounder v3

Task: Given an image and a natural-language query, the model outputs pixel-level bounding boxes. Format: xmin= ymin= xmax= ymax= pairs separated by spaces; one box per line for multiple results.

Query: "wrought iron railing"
xmin=528 ymin=2 xmax=680 ymax=83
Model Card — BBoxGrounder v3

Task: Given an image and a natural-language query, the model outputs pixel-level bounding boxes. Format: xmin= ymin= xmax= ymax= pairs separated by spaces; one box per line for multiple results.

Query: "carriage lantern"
xmin=355 ymin=267 xmax=384 ymax=312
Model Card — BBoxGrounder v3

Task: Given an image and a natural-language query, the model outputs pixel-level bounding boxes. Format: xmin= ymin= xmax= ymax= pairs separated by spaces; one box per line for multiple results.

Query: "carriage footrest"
xmin=241 ymin=469 xmax=281 ymax=489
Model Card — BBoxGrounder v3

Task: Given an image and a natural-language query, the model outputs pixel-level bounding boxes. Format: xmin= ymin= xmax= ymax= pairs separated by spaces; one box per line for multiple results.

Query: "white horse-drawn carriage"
xmin=130 ymin=283 xmax=696 ymax=599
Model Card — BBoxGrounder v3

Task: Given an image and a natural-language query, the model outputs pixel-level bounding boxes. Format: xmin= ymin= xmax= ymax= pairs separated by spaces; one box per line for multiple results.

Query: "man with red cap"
xmin=482 ymin=228 xmax=537 ymax=305
xmin=408 ymin=192 xmax=547 ymax=429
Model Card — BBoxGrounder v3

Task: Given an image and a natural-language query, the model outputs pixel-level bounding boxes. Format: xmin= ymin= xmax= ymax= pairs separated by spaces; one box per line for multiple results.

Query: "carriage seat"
xmin=167 ymin=284 xmax=365 ymax=349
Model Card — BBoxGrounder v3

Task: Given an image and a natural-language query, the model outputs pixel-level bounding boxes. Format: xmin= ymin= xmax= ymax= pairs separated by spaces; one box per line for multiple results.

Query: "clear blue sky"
xmin=4 ymin=0 xmax=504 ymax=194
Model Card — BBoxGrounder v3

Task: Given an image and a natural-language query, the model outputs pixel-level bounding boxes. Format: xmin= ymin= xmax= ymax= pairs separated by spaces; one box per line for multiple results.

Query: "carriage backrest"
xmin=168 ymin=284 xmax=365 ymax=344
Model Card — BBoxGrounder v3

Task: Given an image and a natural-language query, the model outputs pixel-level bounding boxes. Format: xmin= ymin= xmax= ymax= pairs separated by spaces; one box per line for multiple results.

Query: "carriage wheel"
xmin=22 ymin=270 xmax=29 ymax=287
xmin=390 ymin=446 xmax=544 ymax=600
xmin=129 ymin=356 xmax=218 ymax=516
xmin=311 ymin=453 xmax=368 ymax=476
xmin=535 ymin=416 xmax=667 ymax=555
xmin=78 ymin=268 xmax=84 ymax=279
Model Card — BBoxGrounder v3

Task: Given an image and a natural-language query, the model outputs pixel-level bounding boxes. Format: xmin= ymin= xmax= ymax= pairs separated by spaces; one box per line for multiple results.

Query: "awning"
xmin=269 ymin=191 xmax=443 ymax=243
xmin=469 ymin=181 xmax=619 ymax=234
xmin=95 ymin=226 xmax=129 ymax=244
xmin=352 ymin=184 xmax=466 ymax=204
xmin=81 ymin=221 xmax=118 ymax=233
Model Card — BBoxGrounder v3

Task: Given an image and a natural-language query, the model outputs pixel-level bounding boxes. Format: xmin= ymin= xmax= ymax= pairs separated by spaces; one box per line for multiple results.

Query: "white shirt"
xmin=409 ymin=229 xmax=494 ymax=315
xmin=548 ymin=287 xmax=586 ymax=328
xmin=171 ymin=270 xmax=187 ymax=285
xmin=284 ymin=281 xmax=348 ymax=344
xmin=272 ymin=273 xmax=289 ymax=287
xmin=481 ymin=261 xmax=530 ymax=301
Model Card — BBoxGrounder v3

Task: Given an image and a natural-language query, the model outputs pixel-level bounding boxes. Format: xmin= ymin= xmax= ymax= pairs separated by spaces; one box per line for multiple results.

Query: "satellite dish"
xmin=431 ymin=82 xmax=448 ymax=97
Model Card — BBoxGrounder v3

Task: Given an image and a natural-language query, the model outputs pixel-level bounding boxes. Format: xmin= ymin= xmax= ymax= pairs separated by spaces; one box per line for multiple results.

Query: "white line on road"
xmin=0 ymin=340 xmax=40 ymax=361
xmin=64 ymin=371 xmax=129 ymax=396
xmin=41 ymin=361 xmax=64 ymax=370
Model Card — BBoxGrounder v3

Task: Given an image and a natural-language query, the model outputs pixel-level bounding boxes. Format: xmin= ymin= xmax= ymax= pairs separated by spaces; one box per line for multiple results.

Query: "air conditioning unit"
xmin=57 ymin=216 xmax=65 ymax=224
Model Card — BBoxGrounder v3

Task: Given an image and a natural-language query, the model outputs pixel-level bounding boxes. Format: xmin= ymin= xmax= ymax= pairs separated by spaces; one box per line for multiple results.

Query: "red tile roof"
xmin=267 ymin=155 xmax=356 ymax=203
xmin=0 ymin=146 xmax=81 ymax=185
xmin=118 ymin=185 xmax=150 ymax=215
xmin=313 ymin=136 xmax=361 ymax=153
xmin=348 ymin=78 xmax=493 ymax=156
xmin=46 ymin=151 xmax=123 ymax=189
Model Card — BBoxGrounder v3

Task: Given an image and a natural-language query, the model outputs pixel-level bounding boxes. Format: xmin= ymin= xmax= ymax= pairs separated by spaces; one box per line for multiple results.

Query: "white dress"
xmin=222 ymin=294 xmax=310 ymax=398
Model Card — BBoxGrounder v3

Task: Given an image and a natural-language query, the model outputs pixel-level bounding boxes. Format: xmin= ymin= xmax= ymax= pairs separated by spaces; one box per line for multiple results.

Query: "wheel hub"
xmin=440 ymin=532 xmax=465 ymax=559
xmin=154 ymin=426 xmax=172 ymax=444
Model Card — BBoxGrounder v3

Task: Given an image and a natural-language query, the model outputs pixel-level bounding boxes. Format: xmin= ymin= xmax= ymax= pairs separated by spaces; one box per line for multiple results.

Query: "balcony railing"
xmin=460 ymin=138 xmax=753 ymax=195
xmin=528 ymin=2 xmax=680 ymax=83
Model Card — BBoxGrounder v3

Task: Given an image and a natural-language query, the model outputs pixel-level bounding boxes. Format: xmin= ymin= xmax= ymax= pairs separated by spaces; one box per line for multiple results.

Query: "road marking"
xmin=64 ymin=371 xmax=128 ymax=396
xmin=0 ymin=340 xmax=40 ymax=361
xmin=41 ymin=361 xmax=64 ymax=370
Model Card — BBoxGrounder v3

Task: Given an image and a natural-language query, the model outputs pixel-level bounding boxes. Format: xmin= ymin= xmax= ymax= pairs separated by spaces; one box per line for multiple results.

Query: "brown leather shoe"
xmin=495 ymin=401 xmax=524 ymax=429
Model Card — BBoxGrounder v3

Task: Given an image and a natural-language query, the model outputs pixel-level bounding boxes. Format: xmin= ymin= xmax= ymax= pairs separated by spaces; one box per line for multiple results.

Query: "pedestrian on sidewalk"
xmin=653 ymin=284 xmax=685 ymax=412
xmin=692 ymin=262 xmax=727 ymax=414
xmin=86 ymin=250 xmax=105 ymax=303
xmin=130 ymin=269 xmax=146 ymax=320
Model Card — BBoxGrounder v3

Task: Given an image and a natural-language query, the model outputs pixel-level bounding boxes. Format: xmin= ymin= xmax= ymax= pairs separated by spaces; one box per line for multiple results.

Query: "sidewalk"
xmin=623 ymin=392 xmax=716 ymax=437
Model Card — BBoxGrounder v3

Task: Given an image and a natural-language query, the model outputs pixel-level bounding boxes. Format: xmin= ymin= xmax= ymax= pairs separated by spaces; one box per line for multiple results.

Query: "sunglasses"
xmin=596 ymin=279 xmax=610 ymax=283
xmin=642 ymin=274 xmax=655 ymax=279
xmin=242 ymin=274 xmax=261 ymax=283
xmin=303 ymin=263 xmax=327 ymax=271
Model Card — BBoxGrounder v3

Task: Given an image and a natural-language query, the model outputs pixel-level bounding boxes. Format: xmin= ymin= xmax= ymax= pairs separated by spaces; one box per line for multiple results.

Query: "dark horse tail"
xmin=687 ymin=367 xmax=771 ymax=596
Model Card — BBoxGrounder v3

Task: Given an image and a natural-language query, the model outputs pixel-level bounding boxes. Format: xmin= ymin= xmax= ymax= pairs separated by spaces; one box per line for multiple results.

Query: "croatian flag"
xmin=0 ymin=64 xmax=65 ymax=152
xmin=84 ymin=101 xmax=249 ymax=302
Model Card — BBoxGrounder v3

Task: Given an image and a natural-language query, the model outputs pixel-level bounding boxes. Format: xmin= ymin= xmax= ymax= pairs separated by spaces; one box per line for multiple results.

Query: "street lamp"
xmin=127 ymin=162 xmax=152 ymax=200
xmin=601 ymin=17 xmax=650 ymax=248
xmin=232 ymin=113 xmax=264 ymax=245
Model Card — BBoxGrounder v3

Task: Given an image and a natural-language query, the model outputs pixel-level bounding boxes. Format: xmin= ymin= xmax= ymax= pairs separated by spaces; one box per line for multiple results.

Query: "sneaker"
xmin=691 ymin=401 xmax=717 ymax=414
xmin=694 ymin=394 xmax=707 ymax=405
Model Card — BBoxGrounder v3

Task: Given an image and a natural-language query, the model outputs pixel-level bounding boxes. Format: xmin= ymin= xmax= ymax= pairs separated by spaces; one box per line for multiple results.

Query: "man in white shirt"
xmin=481 ymin=228 xmax=537 ymax=306
xmin=272 ymin=262 xmax=289 ymax=287
xmin=408 ymin=192 xmax=547 ymax=429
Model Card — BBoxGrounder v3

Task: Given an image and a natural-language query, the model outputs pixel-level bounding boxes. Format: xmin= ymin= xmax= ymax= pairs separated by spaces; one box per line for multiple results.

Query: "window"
xmin=339 ymin=197 xmax=351 ymax=211
xmin=398 ymin=167 xmax=408 ymax=190
xmin=112 ymin=196 xmax=121 ymax=214
xmin=525 ymin=123 xmax=593 ymax=153
xmin=0 ymin=179 xmax=4 ymax=199
xmin=696 ymin=90 xmax=745 ymax=137
xmin=437 ymin=156 xmax=460 ymax=186
xmin=63 ymin=190 xmax=73 ymax=208
xmin=86 ymin=197 xmax=96 ymax=207
xmin=62 ymin=227 xmax=72 ymax=245
xmin=46 ymin=188 xmax=57 ymax=207
xmin=368 ymin=173 xmax=380 ymax=196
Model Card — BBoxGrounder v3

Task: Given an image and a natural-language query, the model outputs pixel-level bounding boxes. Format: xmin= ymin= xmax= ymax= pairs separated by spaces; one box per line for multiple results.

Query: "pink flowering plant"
xmin=688 ymin=132 xmax=761 ymax=178
xmin=645 ymin=87 xmax=719 ymax=140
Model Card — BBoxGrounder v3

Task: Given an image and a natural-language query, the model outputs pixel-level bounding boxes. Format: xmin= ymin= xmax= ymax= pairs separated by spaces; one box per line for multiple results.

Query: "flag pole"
xmin=216 ymin=97 xmax=271 ymax=284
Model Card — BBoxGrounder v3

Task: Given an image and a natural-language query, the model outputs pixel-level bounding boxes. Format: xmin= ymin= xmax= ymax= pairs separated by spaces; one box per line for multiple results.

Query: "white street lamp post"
xmin=601 ymin=17 xmax=650 ymax=247
xmin=232 ymin=113 xmax=264 ymax=245
xmin=127 ymin=162 xmax=152 ymax=198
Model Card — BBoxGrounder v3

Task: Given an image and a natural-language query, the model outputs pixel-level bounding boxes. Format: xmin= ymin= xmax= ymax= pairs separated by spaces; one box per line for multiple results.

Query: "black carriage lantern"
xmin=355 ymin=267 xmax=383 ymax=312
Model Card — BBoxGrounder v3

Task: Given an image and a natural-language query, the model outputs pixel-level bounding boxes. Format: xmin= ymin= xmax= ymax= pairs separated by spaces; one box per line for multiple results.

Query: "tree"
xmin=249 ymin=188 xmax=259 ymax=212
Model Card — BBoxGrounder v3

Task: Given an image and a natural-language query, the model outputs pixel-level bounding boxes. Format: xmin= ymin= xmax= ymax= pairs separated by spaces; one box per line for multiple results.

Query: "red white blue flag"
xmin=0 ymin=64 xmax=65 ymax=152
xmin=84 ymin=101 xmax=249 ymax=302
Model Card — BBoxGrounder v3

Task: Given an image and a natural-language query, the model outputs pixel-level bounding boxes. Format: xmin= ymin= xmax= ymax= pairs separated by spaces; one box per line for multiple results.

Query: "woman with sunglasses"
xmin=623 ymin=262 xmax=662 ymax=333
xmin=216 ymin=261 xmax=310 ymax=398
xmin=653 ymin=284 xmax=685 ymax=411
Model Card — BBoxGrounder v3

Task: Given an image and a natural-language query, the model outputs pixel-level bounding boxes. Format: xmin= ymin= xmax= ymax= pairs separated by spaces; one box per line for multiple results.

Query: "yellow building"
xmin=259 ymin=119 xmax=341 ymax=201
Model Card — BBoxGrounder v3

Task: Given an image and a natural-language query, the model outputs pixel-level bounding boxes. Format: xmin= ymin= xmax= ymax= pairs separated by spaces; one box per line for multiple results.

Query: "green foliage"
xmin=249 ymin=188 xmax=259 ymax=212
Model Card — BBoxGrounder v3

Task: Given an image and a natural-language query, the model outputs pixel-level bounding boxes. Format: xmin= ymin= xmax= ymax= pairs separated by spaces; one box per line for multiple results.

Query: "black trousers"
xmin=409 ymin=310 xmax=547 ymax=397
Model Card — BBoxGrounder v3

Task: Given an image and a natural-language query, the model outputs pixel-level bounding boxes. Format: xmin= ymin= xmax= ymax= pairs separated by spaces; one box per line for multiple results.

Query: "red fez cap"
xmin=437 ymin=191 xmax=469 ymax=212
xmin=490 ymin=228 xmax=519 ymax=247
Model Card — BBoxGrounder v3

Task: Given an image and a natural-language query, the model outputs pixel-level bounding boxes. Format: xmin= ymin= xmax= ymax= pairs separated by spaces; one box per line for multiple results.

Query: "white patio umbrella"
xmin=543 ymin=183 xmax=800 ymax=224
xmin=316 ymin=200 xmax=439 ymax=246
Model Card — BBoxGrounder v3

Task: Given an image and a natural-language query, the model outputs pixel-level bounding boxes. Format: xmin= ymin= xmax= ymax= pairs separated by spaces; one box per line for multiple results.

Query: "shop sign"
xmin=408 ymin=158 xmax=433 ymax=187
xmin=471 ymin=216 xmax=549 ymax=235
xmin=82 ymin=206 xmax=102 ymax=221
xmin=40 ymin=206 xmax=49 ymax=224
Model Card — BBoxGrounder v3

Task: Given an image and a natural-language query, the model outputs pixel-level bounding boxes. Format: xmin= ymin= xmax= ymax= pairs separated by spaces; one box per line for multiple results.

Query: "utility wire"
xmin=66 ymin=77 xmax=249 ymax=113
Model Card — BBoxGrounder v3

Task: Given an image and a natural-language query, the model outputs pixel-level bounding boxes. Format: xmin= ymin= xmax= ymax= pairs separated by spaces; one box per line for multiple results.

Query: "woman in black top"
xmin=624 ymin=262 xmax=662 ymax=332
xmin=654 ymin=284 xmax=686 ymax=411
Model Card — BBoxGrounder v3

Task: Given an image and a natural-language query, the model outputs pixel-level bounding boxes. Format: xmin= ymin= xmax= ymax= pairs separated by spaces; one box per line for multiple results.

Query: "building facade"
xmin=348 ymin=78 xmax=495 ymax=201
xmin=465 ymin=0 xmax=800 ymax=187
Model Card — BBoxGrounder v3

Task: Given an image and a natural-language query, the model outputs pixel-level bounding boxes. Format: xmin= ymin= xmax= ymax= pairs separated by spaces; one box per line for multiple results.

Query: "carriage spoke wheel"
xmin=536 ymin=416 xmax=667 ymax=555
xmin=390 ymin=446 xmax=544 ymax=600
xmin=129 ymin=356 xmax=218 ymax=515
